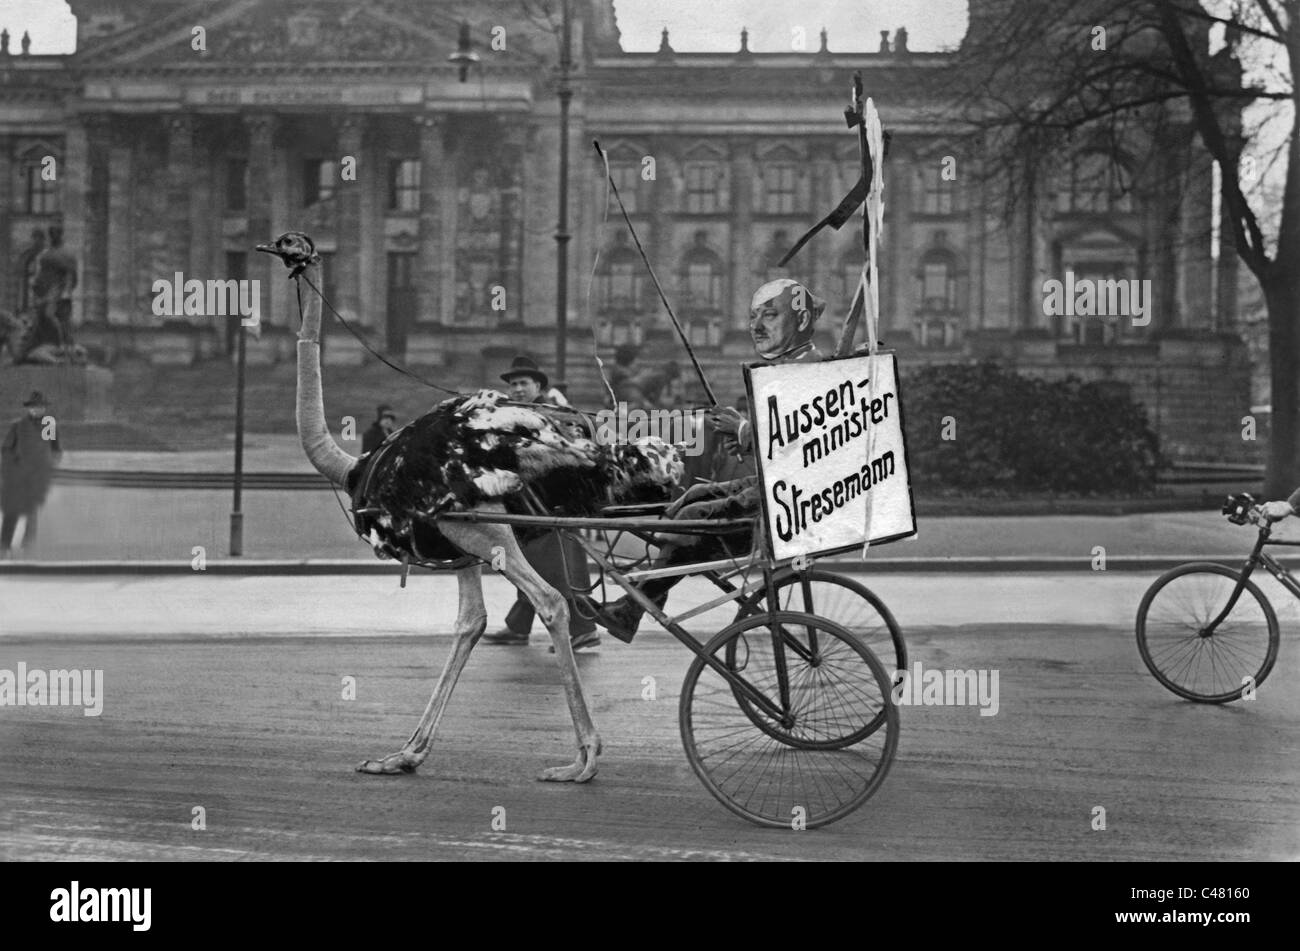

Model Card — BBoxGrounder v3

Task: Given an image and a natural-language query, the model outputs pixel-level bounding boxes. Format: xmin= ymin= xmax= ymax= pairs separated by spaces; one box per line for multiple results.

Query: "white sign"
xmin=746 ymin=352 xmax=915 ymax=561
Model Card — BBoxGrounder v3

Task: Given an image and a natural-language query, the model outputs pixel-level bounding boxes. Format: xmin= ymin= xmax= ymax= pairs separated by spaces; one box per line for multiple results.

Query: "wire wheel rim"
xmin=1137 ymin=564 xmax=1278 ymax=702
xmin=681 ymin=611 xmax=899 ymax=829
xmin=735 ymin=570 xmax=907 ymax=673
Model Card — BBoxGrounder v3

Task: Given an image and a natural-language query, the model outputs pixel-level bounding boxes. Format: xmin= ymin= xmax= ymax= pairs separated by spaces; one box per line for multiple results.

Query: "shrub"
xmin=903 ymin=362 xmax=1161 ymax=494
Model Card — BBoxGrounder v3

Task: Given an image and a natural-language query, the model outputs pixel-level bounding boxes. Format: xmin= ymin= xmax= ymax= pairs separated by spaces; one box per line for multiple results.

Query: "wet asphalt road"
xmin=2 ymin=574 xmax=1297 ymax=861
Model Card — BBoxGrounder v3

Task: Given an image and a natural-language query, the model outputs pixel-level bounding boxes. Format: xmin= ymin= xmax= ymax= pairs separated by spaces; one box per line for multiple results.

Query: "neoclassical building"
xmin=0 ymin=0 xmax=1253 ymax=458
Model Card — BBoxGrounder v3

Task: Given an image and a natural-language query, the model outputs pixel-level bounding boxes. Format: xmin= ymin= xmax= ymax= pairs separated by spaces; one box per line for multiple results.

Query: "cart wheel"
xmin=1136 ymin=562 xmax=1280 ymax=703
xmin=680 ymin=611 xmax=898 ymax=829
xmin=734 ymin=569 xmax=907 ymax=674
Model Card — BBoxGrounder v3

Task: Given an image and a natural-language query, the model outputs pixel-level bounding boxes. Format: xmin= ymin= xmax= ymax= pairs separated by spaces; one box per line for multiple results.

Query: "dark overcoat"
xmin=0 ymin=415 xmax=61 ymax=514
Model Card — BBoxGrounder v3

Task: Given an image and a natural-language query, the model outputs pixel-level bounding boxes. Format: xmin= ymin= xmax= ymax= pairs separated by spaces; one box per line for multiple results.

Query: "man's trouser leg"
xmin=518 ymin=531 xmax=596 ymax=637
xmin=0 ymin=511 xmax=17 ymax=549
xmin=504 ymin=591 xmax=535 ymax=635
xmin=20 ymin=508 xmax=36 ymax=548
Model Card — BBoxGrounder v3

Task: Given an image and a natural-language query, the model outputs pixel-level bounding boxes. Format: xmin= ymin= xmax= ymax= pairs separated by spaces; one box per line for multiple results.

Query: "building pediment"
xmin=72 ymin=0 xmax=542 ymax=70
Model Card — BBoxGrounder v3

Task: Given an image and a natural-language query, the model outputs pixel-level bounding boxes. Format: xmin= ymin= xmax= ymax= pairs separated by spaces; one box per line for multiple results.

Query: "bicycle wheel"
xmin=734 ymin=569 xmax=907 ymax=674
xmin=680 ymin=611 xmax=899 ymax=829
xmin=1136 ymin=562 xmax=1280 ymax=703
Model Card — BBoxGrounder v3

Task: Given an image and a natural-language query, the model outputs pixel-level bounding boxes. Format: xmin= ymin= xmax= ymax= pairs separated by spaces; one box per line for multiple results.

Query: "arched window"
xmin=596 ymin=234 xmax=644 ymax=314
xmin=762 ymin=163 xmax=798 ymax=214
xmin=917 ymin=250 xmax=958 ymax=313
xmin=680 ymin=234 xmax=725 ymax=313
xmin=918 ymin=162 xmax=957 ymax=216
xmin=19 ymin=145 xmax=60 ymax=215
xmin=1058 ymin=152 xmax=1134 ymax=213
xmin=608 ymin=160 xmax=640 ymax=213
xmin=683 ymin=160 xmax=723 ymax=214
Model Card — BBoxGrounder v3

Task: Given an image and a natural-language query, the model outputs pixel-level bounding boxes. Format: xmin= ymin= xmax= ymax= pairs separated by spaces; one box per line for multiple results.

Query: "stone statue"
xmin=20 ymin=226 xmax=85 ymax=365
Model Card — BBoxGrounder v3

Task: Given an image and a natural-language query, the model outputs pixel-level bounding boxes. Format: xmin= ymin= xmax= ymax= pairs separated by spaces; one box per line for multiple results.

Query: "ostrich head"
xmin=256 ymin=231 xmax=321 ymax=278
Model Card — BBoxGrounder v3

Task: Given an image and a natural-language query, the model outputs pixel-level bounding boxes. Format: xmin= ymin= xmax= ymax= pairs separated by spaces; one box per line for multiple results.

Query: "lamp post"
xmin=230 ymin=319 xmax=247 ymax=556
xmin=554 ymin=0 xmax=573 ymax=391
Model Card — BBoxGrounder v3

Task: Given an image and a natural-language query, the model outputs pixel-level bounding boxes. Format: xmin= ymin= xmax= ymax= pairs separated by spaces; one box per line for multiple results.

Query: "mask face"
xmin=748 ymin=288 xmax=807 ymax=360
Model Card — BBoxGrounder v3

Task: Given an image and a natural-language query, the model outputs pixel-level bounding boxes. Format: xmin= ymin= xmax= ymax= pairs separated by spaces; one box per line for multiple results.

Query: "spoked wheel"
xmin=680 ymin=611 xmax=899 ymax=829
xmin=1136 ymin=562 xmax=1280 ymax=703
xmin=734 ymin=569 xmax=907 ymax=675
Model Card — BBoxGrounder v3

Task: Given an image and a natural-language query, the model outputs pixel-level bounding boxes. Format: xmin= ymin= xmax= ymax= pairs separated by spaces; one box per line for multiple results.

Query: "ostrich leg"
xmin=355 ymin=515 xmax=601 ymax=782
xmin=444 ymin=514 xmax=601 ymax=782
xmin=356 ymin=562 xmax=488 ymax=775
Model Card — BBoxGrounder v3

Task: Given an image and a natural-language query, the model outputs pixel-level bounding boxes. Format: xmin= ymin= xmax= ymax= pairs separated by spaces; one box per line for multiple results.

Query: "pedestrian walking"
xmin=361 ymin=403 xmax=397 ymax=454
xmin=1 ymin=390 xmax=62 ymax=556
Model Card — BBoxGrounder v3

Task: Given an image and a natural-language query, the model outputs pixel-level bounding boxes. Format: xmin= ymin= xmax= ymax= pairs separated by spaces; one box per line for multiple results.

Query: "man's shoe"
xmin=549 ymin=629 xmax=601 ymax=653
xmin=481 ymin=627 xmax=530 ymax=646
xmin=586 ymin=596 xmax=644 ymax=644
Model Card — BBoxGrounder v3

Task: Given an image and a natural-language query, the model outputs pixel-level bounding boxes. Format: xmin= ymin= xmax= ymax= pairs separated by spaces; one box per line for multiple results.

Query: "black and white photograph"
xmin=0 ymin=0 xmax=1295 ymax=893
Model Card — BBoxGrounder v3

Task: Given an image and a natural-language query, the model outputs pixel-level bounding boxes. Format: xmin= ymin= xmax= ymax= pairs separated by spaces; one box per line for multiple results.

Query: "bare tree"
xmin=946 ymin=0 xmax=1295 ymax=494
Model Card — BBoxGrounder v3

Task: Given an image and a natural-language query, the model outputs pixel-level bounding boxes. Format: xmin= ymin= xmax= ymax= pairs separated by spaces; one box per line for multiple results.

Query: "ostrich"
xmin=262 ymin=232 xmax=683 ymax=783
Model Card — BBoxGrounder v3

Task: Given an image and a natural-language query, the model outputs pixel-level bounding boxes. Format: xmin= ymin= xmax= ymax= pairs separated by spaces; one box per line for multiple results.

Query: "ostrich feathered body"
xmin=349 ymin=389 xmax=683 ymax=563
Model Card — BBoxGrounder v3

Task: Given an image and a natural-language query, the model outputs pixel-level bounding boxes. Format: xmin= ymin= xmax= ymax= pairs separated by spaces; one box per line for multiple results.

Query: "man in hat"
xmin=482 ymin=356 xmax=601 ymax=650
xmin=588 ymin=279 xmax=827 ymax=642
xmin=361 ymin=403 xmax=397 ymax=454
xmin=1 ymin=391 xmax=63 ymax=555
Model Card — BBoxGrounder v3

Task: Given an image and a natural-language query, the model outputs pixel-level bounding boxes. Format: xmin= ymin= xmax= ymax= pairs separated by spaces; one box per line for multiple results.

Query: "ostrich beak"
xmin=255 ymin=243 xmax=281 ymax=256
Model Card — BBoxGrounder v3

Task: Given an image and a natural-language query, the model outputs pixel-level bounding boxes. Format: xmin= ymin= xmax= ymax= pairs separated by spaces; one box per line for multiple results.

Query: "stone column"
xmin=1009 ymin=155 xmax=1035 ymax=334
xmin=106 ymin=125 xmax=134 ymax=324
xmin=890 ymin=149 xmax=916 ymax=336
xmin=809 ymin=149 xmax=835 ymax=301
xmin=728 ymin=139 xmax=755 ymax=330
xmin=0 ymin=135 xmax=11 ymax=312
xmin=244 ymin=114 xmax=276 ymax=327
xmin=499 ymin=118 xmax=527 ymax=326
xmin=81 ymin=115 xmax=113 ymax=326
xmin=647 ymin=136 xmax=673 ymax=306
xmin=335 ymin=115 xmax=364 ymax=325
xmin=190 ymin=120 xmax=214 ymax=279
xmin=965 ymin=154 xmax=986 ymax=331
xmin=165 ymin=115 xmax=195 ymax=282
xmin=61 ymin=122 xmax=88 ymax=325
xmin=415 ymin=115 xmax=445 ymax=325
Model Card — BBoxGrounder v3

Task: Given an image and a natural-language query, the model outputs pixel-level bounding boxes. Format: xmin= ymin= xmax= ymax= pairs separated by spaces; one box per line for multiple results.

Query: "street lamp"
xmin=230 ymin=319 xmax=247 ymax=556
xmin=554 ymin=0 xmax=573 ymax=391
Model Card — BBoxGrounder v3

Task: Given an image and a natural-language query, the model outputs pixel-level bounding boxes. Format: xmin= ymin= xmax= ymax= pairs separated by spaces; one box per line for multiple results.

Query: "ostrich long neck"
xmin=294 ymin=262 xmax=357 ymax=487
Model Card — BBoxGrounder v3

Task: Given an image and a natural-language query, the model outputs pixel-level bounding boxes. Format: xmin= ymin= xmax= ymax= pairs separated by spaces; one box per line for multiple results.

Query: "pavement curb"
xmin=0 ymin=555 xmax=1282 ymax=575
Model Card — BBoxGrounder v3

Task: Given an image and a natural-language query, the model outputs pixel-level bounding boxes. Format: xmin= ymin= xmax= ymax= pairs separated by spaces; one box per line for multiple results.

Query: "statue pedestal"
xmin=0 ymin=364 xmax=114 ymax=421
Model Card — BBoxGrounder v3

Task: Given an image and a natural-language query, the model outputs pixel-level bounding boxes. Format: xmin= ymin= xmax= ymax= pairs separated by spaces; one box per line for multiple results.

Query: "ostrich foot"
xmin=356 ymin=750 xmax=422 ymax=775
xmin=538 ymin=741 xmax=600 ymax=783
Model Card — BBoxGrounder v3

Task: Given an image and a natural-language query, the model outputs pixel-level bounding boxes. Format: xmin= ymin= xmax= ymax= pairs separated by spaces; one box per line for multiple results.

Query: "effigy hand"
xmin=705 ymin=405 xmax=745 ymax=437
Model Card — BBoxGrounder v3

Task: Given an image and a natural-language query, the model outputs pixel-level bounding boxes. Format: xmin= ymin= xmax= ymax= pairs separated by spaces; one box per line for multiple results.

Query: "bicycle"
xmin=1134 ymin=493 xmax=1284 ymax=703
